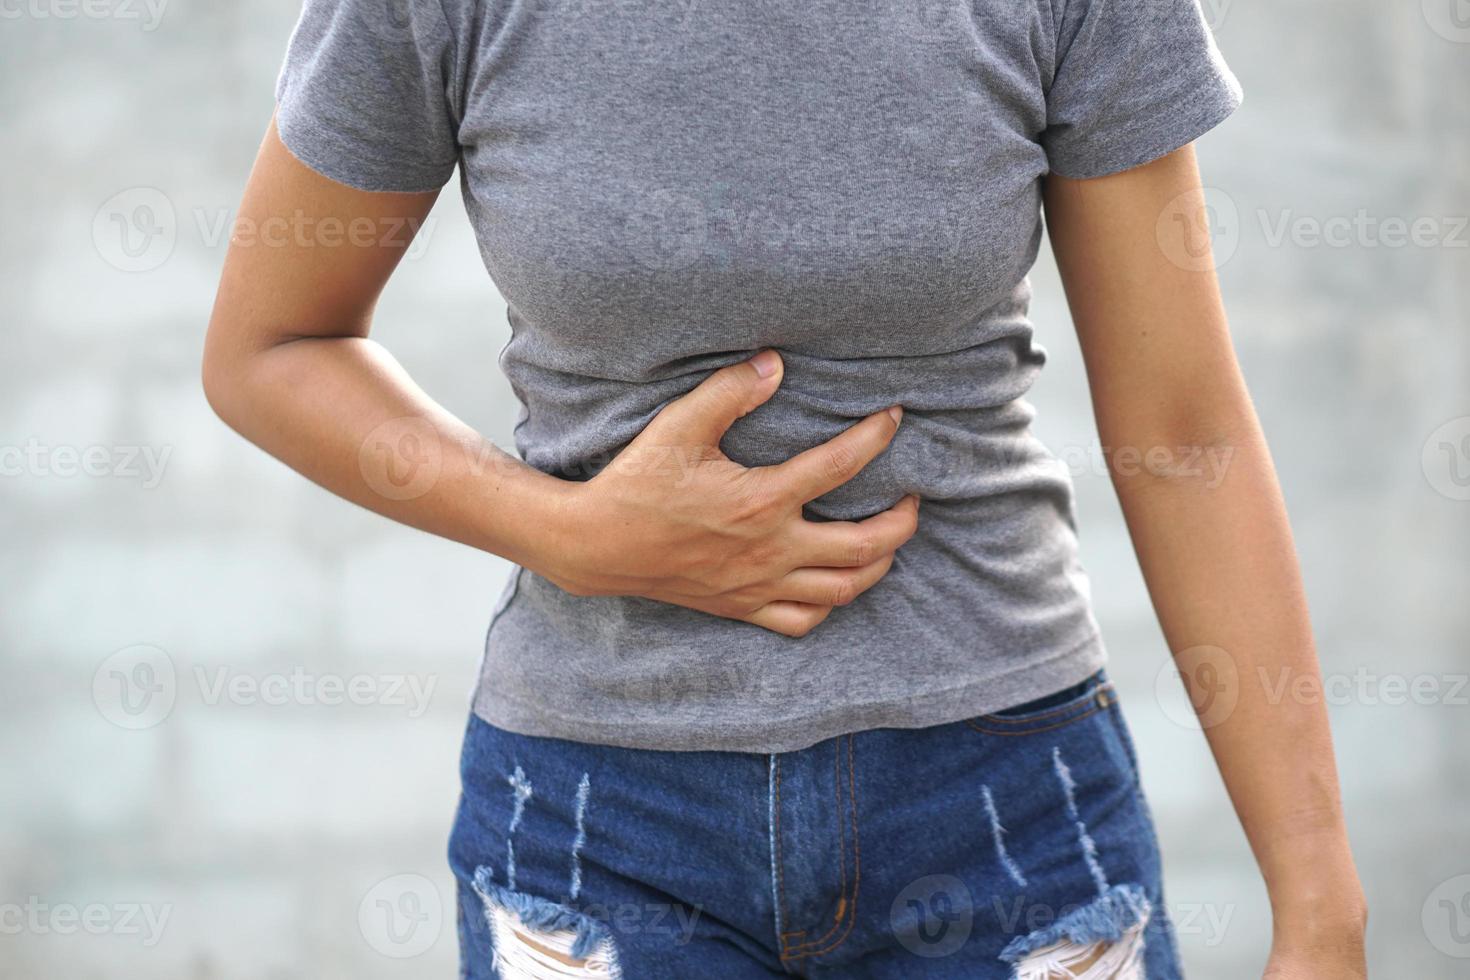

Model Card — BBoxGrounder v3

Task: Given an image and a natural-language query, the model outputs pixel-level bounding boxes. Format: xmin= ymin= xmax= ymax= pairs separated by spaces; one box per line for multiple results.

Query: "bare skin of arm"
xmin=1044 ymin=145 xmax=1368 ymax=977
xmin=203 ymin=117 xmax=920 ymax=639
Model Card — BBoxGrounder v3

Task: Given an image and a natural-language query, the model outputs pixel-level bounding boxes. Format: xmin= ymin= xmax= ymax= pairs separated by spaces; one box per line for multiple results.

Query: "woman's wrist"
xmin=1260 ymin=826 xmax=1366 ymax=938
xmin=465 ymin=443 xmax=587 ymax=575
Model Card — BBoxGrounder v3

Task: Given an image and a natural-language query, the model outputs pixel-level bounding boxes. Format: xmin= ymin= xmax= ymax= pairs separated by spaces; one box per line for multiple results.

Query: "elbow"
xmin=200 ymin=355 xmax=227 ymax=423
xmin=200 ymin=329 xmax=250 ymax=432
xmin=1097 ymin=399 xmax=1260 ymax=495
xmin=200 ymin=354 xmax=231 ymax=427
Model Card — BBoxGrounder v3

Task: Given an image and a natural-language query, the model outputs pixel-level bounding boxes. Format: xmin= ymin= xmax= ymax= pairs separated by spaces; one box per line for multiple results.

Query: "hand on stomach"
xmin=535 ymin=349 xmax=920 ymax=638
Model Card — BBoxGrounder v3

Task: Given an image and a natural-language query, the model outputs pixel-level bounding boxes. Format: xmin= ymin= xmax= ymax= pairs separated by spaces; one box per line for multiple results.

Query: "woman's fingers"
xmin=742 ymin=600 xmax=833 ymax=639
xmin=790 ymin=494 xmax=921 ymax=568
xmin=774 ymin=553 xmax=895 ymax=607
xmin=767 ymin=406 xmax=903 ymax=504
xmin=639 ymin=350 xmax=784 ymax=451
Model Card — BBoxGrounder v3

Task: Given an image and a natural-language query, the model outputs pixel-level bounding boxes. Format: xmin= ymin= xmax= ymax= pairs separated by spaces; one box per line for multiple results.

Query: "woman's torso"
xmin=428 ymin=0 xmax=1108 ymax=751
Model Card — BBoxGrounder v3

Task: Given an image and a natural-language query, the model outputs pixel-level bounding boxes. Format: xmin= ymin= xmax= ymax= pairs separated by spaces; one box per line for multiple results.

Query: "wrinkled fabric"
xmin=274 ymin=0 xmax=1241 ymax=752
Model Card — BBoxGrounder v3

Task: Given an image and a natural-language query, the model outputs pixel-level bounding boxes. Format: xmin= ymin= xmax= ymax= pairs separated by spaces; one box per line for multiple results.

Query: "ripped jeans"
xmin=448 ymin=669 xmax=1182 ymax=978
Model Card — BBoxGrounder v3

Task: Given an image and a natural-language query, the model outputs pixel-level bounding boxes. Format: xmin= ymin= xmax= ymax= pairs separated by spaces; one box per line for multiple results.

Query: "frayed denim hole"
xmin=999 ymin=882 xmax=1150 ymax=979
xmin=470 ymin=866 xmax=622 ymax=977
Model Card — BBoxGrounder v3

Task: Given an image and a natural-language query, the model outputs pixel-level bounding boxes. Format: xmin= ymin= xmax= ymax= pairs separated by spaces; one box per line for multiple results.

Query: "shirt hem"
xmin=470 ymin=629 xmax=1108 ymax=754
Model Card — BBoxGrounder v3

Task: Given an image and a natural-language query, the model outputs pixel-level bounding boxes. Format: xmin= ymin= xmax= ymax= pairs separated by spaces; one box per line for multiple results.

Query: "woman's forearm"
xmin=1107 ymin=400 xmax=1366 ymax=933
xmin=203 ymin=333 xmax=569 ymax=568
xmin=1043 ymin=148 xmax=1365 ymax=964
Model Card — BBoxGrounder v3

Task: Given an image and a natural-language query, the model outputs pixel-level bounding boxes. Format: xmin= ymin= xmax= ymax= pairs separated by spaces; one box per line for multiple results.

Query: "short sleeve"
xmin=1041 ymin=0 xmax=1243 ymax=179
xmin=273 ymin=0 xmax=461 ymax=192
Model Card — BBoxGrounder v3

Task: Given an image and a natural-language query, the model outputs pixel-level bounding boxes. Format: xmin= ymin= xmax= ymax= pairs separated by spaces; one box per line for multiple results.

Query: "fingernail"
xmin=886 ymin=405 xmax=903 ymax=423
xmin=750 ymin=350 xmax=780 ymax=378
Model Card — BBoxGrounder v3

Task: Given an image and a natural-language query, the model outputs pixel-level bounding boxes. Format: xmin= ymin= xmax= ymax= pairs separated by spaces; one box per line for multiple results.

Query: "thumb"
xmin=645 ymin=349 xmax=784 ymax=450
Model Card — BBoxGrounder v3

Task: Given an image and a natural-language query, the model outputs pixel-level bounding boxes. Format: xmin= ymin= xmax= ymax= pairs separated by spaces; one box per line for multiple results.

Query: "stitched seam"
xmin=782 ymin=744 xmax=846 ymax=950
xmin=783 ymin=734 xmax=861 ymax=961
xmin=774 ymin=755 xmax=792 ymax=947
xmin=1101 ymin=699 xmax=1144 ymax=789
xmin=781 ymin=740 xmax=850 ymax=953
xmin=966 ymin=701 xmax=1107 ymax=737
xmin=973 ymin=681 xmax=1114 ymax=726
xmin=767 ymin=754 xmax=783 ymax=950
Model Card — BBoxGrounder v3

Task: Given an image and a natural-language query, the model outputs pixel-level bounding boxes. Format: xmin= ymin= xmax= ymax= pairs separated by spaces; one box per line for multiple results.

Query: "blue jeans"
xmin=448 ymin=669 xmax=1182 ymax=978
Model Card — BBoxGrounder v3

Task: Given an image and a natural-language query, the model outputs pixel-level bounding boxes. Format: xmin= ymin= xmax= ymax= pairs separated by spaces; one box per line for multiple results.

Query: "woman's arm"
xmin=203 ymin=118 xmax=920 ymax=638
xmin=1043 ymin=145 xmax=1367 ymax=976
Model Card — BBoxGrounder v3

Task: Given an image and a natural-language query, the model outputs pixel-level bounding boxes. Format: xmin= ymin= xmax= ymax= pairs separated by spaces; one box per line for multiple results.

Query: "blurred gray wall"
xmin=1 ymin=0 xmax=1466 ymax=976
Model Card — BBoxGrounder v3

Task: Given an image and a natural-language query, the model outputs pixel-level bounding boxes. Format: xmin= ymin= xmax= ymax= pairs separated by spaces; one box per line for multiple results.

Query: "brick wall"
xmin=1 ymin=1 xmax=1466 ymax=976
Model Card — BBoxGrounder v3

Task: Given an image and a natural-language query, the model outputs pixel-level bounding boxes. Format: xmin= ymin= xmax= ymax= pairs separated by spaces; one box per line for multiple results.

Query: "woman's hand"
xmin=538 ymin=350 xmax=920 ymax=637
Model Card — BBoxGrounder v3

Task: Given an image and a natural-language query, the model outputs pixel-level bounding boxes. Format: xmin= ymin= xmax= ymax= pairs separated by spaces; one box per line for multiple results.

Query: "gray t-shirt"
xmin=275 ymin=0 xmax=1241 ymax=752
